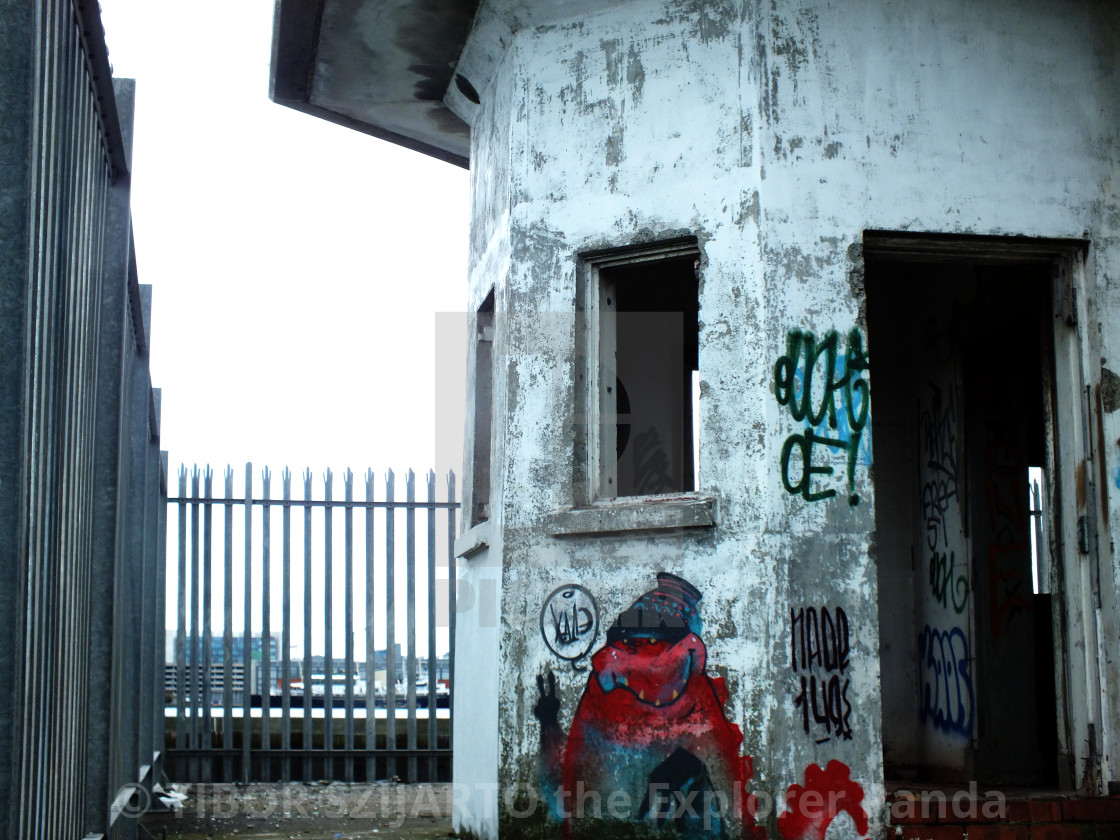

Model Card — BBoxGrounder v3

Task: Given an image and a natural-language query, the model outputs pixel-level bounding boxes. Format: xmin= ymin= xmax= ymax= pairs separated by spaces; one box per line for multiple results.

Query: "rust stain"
xmin=1076 ymin=458 xmax=1086 ymax=510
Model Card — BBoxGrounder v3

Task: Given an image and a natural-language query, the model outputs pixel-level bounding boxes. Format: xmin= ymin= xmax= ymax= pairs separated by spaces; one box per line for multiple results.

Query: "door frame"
xmin=863 ymin=230 xmax=1100 ymax=792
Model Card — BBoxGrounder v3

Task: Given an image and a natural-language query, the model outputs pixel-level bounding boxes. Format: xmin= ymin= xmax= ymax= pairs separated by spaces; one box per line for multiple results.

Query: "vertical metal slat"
xmin=302 ymin=469 xmax=313 ymax=782
xmin=282 ymin=467 xmax=293 ymax=782
xmin=201 ymin=467 xmax=214 ymax=782
xmin=261 ymin=467 xmax=273 ymax=779
xmin=242 ymin=463 xmax=253 ymax=782
xmin=406 ymin=469 xmax=417 ymax=783
xmin=365 ymin=469 xmax=376 ymax=781
xmin=385 ymin=470 xmax=397 ymax=780
xmin=323 ymin=468 xmax=334 ymax=780
xmin=426 ymin=471 xmax=438 ymax=780
xmin=344 ymin=469 xmax=355 ymax=782
xmin=223 ymin=466 xmax=234 ymax=781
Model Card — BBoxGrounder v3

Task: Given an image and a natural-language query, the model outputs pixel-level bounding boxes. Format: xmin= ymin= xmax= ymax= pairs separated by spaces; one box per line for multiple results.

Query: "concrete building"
xmin=271 ymin=2 xmax=1120 ymax=838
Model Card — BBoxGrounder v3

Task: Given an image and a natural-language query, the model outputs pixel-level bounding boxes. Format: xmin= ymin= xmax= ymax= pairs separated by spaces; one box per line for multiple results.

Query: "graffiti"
xmin=920 ymin=383 xmax=958 ymax=552
xmin=534 ymin=573 xmax=757 ymax=836
xmin=918 ymin=625 xmax=973 ymax=736
xmin=928 ymin=551 xmax=969 ymax=614
xmin=790 ymin=607 xmax=852 ymax=742
xmin=774 ymin=328 xmax=870 ymax=506
xmin=777 ymin=761 xmax=869 ymax=840
xmin=540 ymin=585 xmax=599 ymax=661
xmin=982 ymin=436 xmax=1033 ymax=635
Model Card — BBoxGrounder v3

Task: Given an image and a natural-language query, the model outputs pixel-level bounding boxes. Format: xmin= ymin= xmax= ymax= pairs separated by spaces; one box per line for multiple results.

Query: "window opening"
xmin=471 ymin=290 xmax=495 ymax=526
xmin=1028 ymin=466 xmax=1048 ymax=594
xmin=590 ymin=242 xmax=700 ymax=498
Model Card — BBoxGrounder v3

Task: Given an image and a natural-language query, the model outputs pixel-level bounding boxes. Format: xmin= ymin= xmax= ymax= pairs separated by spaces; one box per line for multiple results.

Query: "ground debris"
xmin=141 ymin=781 xmax=454 ymax=840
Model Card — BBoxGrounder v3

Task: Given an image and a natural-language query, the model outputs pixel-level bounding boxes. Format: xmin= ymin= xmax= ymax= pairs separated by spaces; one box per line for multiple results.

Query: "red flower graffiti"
xmin=777 ymin=760 xmax=869 ymax=840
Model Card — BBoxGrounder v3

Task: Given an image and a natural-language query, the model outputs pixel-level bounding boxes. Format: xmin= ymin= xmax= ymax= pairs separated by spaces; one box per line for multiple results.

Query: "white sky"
xmin=99 ymin=0 xmax=470 ymax=479
xmin=98 ymin=0 xmax=471 ymax=663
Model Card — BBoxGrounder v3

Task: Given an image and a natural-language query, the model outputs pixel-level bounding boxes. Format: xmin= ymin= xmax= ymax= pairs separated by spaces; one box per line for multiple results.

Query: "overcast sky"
xmin=99 ymin=0 xmax=470 ymax=482
xmin=98 ymin=1 xmax=471 ymax=658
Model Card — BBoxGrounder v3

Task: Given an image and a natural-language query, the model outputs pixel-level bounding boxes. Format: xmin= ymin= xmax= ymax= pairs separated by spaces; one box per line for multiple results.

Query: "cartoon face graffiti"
xmin=535 ymin=573 xmax=757 ymax=837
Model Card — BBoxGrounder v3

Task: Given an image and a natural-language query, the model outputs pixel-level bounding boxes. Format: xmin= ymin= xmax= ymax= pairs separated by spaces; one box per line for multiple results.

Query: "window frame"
xmin=550 ymin=236 xmax=717 ymax=535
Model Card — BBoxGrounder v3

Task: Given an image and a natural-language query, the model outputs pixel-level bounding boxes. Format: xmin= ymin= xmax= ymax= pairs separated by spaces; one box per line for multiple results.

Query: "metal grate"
xmin=165 ymin=465 xmax=458 ymax=784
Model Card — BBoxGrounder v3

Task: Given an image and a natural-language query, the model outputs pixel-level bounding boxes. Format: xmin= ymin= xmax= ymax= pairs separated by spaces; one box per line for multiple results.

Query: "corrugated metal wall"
xmin=0 ymin=2 xmax=166 ymax=838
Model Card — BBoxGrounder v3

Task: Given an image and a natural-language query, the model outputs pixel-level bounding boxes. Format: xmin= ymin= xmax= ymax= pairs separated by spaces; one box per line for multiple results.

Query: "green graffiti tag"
xmin=774 ymin=328 xmax=870 ymax=505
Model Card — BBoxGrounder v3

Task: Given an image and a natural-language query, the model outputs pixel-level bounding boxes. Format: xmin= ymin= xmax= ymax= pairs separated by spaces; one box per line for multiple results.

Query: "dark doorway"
xmin=866 ymin=244 xmax=1059 ymax=787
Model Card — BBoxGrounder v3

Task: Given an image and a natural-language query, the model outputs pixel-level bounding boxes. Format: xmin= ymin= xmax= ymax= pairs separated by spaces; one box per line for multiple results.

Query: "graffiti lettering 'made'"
xmin=774 ymin=328 xmax=870 ymax=505
xmin=790 ymin=606 xmax=853 ymax=743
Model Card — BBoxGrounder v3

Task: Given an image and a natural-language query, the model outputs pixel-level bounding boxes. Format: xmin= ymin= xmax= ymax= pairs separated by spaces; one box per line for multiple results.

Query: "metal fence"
xmin=165 ymin=465 xmax=458 ymax=784
xmin=0 ymin=2 xmax=166 ymax=839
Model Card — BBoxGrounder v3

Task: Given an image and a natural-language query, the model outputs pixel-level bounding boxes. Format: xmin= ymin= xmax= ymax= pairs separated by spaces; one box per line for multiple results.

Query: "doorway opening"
xmin=865 ymin=233 xmax=1068 ymax=788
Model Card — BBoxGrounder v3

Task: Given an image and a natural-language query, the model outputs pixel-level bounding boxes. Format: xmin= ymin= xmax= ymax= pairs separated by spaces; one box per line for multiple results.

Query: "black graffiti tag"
xmin=921 ymin=383 xmax=958 ymax=551
xmin=540 ymin=585 xmax=599 ymax=661
xmin=790 ymin=606 xmax=852 ymax=742
xmin=774 ymin=329 xmax=869 ymax=506
xmin=928 ymin=550 xmax=969 ymax=614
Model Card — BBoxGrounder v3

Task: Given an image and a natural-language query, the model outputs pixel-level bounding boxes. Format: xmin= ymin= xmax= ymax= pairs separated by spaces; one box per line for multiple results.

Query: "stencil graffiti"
xmin=777 ymin=761 xmax=870 ymax=840
xmin=774 ymin=328 xmax=870 ymax=506
xmin=534 ymin=573 xmax=757 ymax=836
xmin=921 ymin=383 xmax=958 ymax=552
xmin=790 ymin=606 xmax=852 ymax=743
xmin=918 ymin=625 xmax=974 ymax=736
xmin=928 ymin=551 xmax=969 ymax=614
xmin=540 ymin=584 xmax=599 ymax=661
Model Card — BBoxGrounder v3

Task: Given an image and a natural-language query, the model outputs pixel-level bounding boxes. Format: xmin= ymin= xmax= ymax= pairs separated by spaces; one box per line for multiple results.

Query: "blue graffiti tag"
xmin=918 ymin=625 xmax=974 ymax=736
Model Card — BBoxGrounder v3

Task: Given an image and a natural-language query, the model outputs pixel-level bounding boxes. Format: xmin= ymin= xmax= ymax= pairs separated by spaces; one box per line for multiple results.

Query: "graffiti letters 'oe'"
xmin=774 ymin=328 xmax=870 ymax=506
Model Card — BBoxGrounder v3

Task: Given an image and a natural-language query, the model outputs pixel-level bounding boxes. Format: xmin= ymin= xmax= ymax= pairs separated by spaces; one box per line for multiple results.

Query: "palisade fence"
xmin=165 ymin=464 xmax=458 ymax=784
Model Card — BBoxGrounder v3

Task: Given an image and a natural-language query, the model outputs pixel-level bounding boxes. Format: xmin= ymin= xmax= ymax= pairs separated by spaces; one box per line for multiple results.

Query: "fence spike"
xmin=262 ymin=465 xmax=271 ymax=485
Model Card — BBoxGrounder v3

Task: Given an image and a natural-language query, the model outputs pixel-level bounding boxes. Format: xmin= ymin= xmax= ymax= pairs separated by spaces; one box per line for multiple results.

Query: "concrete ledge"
xmin=455 ymin=520 xmax=491 ymax=559
xmin=548 ymin=494 xmax=719 ymax=536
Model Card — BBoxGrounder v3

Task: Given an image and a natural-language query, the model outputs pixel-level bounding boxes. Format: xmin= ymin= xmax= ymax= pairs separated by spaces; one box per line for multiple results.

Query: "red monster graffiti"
xmin=535 ymin=573 xmax=759 ymax=837
xmin=776 ymin=760 xmax=868 ymax=840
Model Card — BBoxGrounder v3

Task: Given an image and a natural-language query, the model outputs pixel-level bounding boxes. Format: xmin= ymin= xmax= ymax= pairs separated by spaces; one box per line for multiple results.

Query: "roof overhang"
xmin=269 ymin=0 xmax=480 ymax=168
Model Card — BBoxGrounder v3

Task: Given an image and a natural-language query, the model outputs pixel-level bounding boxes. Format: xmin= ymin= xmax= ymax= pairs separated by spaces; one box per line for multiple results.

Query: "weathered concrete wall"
xmin=452 ymin=1 xmax=1120 ymax=837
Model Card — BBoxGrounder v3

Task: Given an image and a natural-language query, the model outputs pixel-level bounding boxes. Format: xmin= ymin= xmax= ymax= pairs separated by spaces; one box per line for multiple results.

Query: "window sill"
xmin=455 ymin=520 xmax=491 ymax=559
xmin=547 ymin=493 xmax=719 ymax=536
